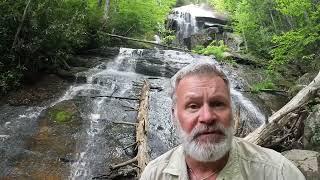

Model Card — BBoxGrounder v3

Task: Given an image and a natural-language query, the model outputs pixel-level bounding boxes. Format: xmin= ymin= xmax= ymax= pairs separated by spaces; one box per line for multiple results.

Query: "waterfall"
xmin=167 ymin=4 xmax=227 ymax=47
xmin=0 ymin=47 xmax=267 ymax=179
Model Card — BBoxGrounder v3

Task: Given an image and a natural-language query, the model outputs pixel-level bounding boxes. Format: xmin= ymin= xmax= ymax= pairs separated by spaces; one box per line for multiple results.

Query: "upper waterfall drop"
xmin=167 ymin=4 xmax=228 ymax=48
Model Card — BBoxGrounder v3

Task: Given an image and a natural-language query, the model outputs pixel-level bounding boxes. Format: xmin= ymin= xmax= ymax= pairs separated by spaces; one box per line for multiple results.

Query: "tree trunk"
xmin=104 ymin=0 xmax=110 ymax=18
xmin=245 ymin=71 xmax=320 ymax=145
xmin=98 ymin=0 xmax=102 ymax=7
xmin=242 ymin=31 xmax=248 ymax=52
xmin=269 ymin=9 xmax=277 ymax=32
xmin=11 ymin=0 xmax=32 ymax=54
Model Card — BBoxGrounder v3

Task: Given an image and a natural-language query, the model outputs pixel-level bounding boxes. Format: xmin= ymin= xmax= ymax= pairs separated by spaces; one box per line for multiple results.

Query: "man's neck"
xmin=185 ymin=153 xmax=229 ymax=178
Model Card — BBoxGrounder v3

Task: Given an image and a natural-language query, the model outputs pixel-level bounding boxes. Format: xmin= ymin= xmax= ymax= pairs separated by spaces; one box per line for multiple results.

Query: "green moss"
xmin=250 ymin=80 xmax=276 ymax=93
xmin=51 ymin=110 xmax=73 ymax=123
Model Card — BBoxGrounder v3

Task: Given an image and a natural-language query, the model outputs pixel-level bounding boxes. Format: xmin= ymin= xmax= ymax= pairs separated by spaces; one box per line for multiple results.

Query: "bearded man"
xmin=140 ymin=62 xmax=305 ymax=180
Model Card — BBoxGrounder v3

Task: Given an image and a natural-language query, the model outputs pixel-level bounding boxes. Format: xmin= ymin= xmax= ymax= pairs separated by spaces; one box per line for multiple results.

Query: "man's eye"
xmin=187 ymin=103 xmax=199 ymax=109
xmin=210 ymin=101 xmax=225 ymax=107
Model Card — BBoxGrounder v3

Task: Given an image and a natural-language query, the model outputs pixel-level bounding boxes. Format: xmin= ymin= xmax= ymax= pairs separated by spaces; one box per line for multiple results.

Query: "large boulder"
xmin=304 ymin=104 xmax=320 ymax=151
xmin=282 ymin=150 xmax=320 ymax=180
xmin=10 ymin=100 xmax=83 ymax=179
xmin=289 ymin=72 xmax=318 ymax=97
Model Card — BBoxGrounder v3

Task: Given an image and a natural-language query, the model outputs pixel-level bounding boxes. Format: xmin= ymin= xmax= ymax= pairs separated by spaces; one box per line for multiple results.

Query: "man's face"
xmin=173 ymin=74 xmax=233 ymax=161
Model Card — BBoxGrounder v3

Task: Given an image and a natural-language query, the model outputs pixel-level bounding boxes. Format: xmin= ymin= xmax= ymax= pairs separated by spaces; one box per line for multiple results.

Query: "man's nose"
xmin=198 ymin=103 xmax=216 ymax=124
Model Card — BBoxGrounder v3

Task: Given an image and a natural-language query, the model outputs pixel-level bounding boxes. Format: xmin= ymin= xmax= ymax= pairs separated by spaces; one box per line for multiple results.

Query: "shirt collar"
xmin=163 ymin=145 xmax=188 ymax=179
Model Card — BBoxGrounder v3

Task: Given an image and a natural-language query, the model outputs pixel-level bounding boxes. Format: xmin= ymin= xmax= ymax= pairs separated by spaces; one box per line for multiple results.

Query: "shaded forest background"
xmin=1 ymin=0 xmax=319 ymax=95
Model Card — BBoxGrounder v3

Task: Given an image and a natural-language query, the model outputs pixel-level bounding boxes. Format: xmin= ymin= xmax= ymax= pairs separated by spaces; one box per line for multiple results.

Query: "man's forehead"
xmin=176 ymin=74 xmax=226 ymax=88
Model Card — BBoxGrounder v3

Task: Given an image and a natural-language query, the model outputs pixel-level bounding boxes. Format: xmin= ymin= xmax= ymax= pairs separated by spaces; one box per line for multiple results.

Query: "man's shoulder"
xmin=140 ymin=146 xmax=183 ymax=179
xmin=234 ymin=137 xmax=305 ymax=179
xmin=146 ymin=146 xmax=181 ymax=169
xmin=234 ymin=137 xmax=289 ymax=168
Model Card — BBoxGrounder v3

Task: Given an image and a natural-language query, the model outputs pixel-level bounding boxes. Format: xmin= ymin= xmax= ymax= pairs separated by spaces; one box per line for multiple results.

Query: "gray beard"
xmin=177 ymin=122 xmax=233 ymax=162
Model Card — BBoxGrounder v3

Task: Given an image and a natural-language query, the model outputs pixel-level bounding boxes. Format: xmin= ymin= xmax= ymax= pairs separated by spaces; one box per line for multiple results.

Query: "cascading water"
xmin=0 ymin=47 xmax=267 ymax=179
xmin=167 ymin=4 xmax=227 ymax=47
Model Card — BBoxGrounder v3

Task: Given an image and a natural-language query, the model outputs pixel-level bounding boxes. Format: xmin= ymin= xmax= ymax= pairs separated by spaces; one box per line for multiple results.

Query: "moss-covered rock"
xmin=14 ymin=100 xmax=83 ymax=179
xmin=49 ymin=105 xmax=77 ymax=124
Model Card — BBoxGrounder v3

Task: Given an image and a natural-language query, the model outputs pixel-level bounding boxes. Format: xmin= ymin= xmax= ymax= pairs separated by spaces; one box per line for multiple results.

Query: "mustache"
xmin=189 ymin=123 xmax=227 ymax=141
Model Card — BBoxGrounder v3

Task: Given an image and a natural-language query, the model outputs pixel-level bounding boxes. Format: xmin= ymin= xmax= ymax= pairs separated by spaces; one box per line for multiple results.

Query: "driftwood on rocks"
xmin=110 ymin=80 xmax=150 ymax=178
xmin=245 ymin=71 xmax=320 ymax=146
xmin=89 ymin=95 xmax=139 ymax=101
xmin=105 ymin=33 xmax=189 ymax=52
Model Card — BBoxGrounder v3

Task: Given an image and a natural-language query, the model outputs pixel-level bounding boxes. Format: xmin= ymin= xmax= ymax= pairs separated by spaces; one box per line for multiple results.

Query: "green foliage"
xmin=0 ymin=0 xmax=105 ymax=95
xmin=107 ymin=0 xmax=176 ymax=39
xmin=274 ymin=0 xmax=312 ymax=17
xmin=0 ymin=68 xmax=23 ymax=94
xmin=210 ymin=0 xmax=320 ymax=86
xmin=157 ymin=24 xmax=176 ymax=45
xmin=250 ymin=80 xmax=276 ymax=93
xmin=192 ymin=40 xmax=229 ymax=60
xmin=162 ymin=35 xmax=176 ymax=45
xmin=269 ymin=4 xmax=320 ymax=73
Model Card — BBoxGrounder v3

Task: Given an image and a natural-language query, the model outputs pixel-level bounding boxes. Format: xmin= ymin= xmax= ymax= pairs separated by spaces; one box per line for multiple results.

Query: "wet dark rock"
xmin=186 ymin=33 xmax=212 ymax=50
xmin=222 ymin=52 xmax=258 ymax=66
xmin=75 ymin=74 xmax=87 ymax=84
xmin=79 ymin=47 xmax=120 ymax=57
xmin=56 ymin=66 xmax=88 ymax=82
xmin=304 ymin=104 xmax=320 ymax=151
xmin=59 ymin=157 xmax=75 ymax=163
xmin=6 ymin=74 xmax=69 ymax=106
xmin=195 ymin=16 xmax=228 ymax=26
xmin=97 ymin=64 xmax=107 ymax=70
xmin=8 ymin=100 xmax=83 ymax=179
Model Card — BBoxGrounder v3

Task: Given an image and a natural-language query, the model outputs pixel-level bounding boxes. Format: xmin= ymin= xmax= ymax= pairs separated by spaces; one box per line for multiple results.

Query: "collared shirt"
xmin=140 ymin=137 xmax=305 ymax=180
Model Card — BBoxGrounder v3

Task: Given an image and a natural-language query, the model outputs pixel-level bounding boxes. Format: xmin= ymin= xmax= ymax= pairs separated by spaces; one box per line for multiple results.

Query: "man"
xmin=140 ymin=61 xmax=305 ymax=180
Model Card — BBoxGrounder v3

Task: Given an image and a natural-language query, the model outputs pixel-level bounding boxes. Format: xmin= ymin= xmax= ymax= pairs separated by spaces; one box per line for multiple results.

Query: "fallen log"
xmin=245 ymin=71 xmax=320 ymax=145
xmin=241 ymin=89 xmax=288 ymax=94
xmin=135 ymin=80 xmax=150 ymax=177
xmin=104 ymin=33 xmax=189 ymax=52
xmin=110 ymin=80 xmax=150 ymax=178
xmin=89 ymin=95 xmax=139 ymax=101
xmin=112 ymin=121 xmax=137 ymax=126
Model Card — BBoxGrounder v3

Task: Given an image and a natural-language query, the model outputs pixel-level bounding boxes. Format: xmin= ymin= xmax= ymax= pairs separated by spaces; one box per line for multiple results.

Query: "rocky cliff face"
xmin=166 ymin=4 xmax=239 ymax=50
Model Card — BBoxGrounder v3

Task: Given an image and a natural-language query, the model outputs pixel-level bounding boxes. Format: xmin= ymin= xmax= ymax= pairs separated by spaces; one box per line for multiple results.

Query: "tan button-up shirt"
xmin=140 ymin=137 xmax=305 ymax=180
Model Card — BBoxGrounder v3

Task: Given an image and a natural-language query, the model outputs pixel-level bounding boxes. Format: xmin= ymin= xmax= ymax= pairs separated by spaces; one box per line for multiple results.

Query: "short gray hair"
xmin=170 ymin=61 xmax=229 ymax=107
